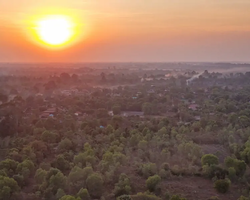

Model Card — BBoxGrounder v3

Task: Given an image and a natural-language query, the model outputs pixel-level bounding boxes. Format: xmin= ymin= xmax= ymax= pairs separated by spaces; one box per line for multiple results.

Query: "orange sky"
xmin=0 ymin=0 xmax=250 ymax=62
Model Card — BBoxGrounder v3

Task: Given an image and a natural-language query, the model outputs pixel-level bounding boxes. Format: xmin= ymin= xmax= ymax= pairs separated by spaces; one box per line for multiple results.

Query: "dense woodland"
xmin=1 ymin=64 xmax=250 ymax=200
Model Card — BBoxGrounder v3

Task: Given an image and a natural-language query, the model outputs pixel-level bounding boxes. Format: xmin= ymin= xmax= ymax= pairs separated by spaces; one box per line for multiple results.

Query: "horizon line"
xmin=0 ymin=61 xmax=250 ymax=64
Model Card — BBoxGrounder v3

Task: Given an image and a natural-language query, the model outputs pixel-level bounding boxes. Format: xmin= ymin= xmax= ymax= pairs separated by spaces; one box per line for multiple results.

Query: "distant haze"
xmin=0 ymin=0 xmax=250 ymax=62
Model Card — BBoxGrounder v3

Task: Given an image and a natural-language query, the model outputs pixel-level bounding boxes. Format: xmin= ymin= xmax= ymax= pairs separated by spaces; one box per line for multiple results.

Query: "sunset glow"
xmin=1 ymin=1 xmax=250 ymax=62
xmin=34 ymin=15 xmax=75 ymax=47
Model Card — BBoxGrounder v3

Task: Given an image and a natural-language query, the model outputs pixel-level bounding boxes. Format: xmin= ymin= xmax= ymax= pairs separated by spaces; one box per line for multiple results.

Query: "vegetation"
xmin=146 ymin=175 xmax=161 ymax=192
xmin=214 ymin=179 xmax=231 ymax=193
xmin=0 ymin=66 xmax=250 ymax=199
xmin=201 ymin=154 xmax=219 ymax=166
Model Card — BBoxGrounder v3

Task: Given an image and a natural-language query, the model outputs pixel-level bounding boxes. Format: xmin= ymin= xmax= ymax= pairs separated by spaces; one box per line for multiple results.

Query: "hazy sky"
xmin=0 ymin=0 xmax=250 ymax=62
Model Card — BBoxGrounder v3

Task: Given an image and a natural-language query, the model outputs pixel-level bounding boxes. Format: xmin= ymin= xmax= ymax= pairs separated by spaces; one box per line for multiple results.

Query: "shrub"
xmin=161 ymin=163 xmax=170 ymax=171
xmin=154 ymin=185 xmax=162 ymax=196
xmin=224 ymin=157 xmax=246 ymax=177
xmin=138 ymin=163 xmax=157 ymax=178
xmin=201 ymin=154 xmax=219 ymax=166
xmin=164 ymin=191 xmax=171 ymax=200
xmin=138 ymin=140 xmax=148 ymax=150
xmin=234 ymin=160 xmax=246 ymax=177
xmin=112 ymin=105 xmax=121 ymax=115
xmin=40 ymin=162 xmax=51 ymax=170
xmin=13 ymin=174 xmax=25 ymax=187
xmin=114 ymin=173 xmax=131 ymax=196
xmin=237 ymin=196 xmax=249 ymax=200
xmin=59 ymin=195 xmax=80 ymax=200
xmin=117 ymin=195 xmax=132 ymax=200
xmin=240 ymin=147 xmax=250 ymax=164
xmin=214 ymin=179 xmax=230 ymax=193
xmin=224 ymin=157 xmax=235 ymax=168
xmin=170 ymin=165 xmax=186 ymax=176
xmin=170 ymin=195 xmax=187 ymax=200
xmin=132 ymin=192 xmax=161 ymax=200
xmin=56 ymin=188 xmax=66 ymax=199
xmin=208 ymin=197 xmax=220 ymax=200
xmin=159 ymin=169 xmax=171 ymax=179
xmin=228 ymin=167 xmax=236 ymax=181
xmin=146 ymin=175 xmax=161 ymax=192
xmin=202 ymin=164 xmax=227 ymax=179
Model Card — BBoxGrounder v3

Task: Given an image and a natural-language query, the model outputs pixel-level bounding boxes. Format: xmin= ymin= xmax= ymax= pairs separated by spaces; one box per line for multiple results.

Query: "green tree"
xmin=68 ymin=166 xmax=85 ymax=183
xmin=201 ymin=154 xmax=219 ymax=166
xmin=41 ymin=131 xmax=58 ymax=143
xmin=138 ymin=140 xmax=148 ymax=151
xmin=157 ymin=127 xmax=168 ymax=137
xmin=86 ymin=173 xmax=104 ymax=198
xmin=56 ymin=188 xmax=66 ymax=200
xmin=106 ymin=124 xmax=115 ymax=134
xmin=41 ymin=168 xmax=67 ymax=196
xmin=58 ymin=138 xmax=73 ymax=153
xmin=68 ymin=166 xmax=93 ymax=191
xmin=0 ymin=159 xmax=18 ymax=176
xmin=234 ymin=160 xmax=246 ymax=177
xmin=16 ymin=160 xmax=35 ymax=179
xmin=228 ymin=167 xmax=236 ymax=181
xmin=74 ymin=152 xmax=96 ymax=168
xmin=77 ymin=188 xmax=90 ymax=200
xmin=114 ymin=173 xmax=131 ymax=197
xmin=146 ymin=175 xmax=161 ymax=192
xmin=240 ymin=147 xmax=250 ymax=164
xmin=52 ymin=155 xmax=70 ymax=172
xmin=138 ymin=163 xmax=157 ymax=178
xmin=30 ymin=140 xmax=49 ymax=162
xmin=224 ymin=157 xmax=235 ymax=168
xmin=49 ymin=171 xmax=67 ymax=192
xmin=0 ymin=175 xmax=20 ymax=200
xmin=35 ymin=168 xmax=47 ymax=184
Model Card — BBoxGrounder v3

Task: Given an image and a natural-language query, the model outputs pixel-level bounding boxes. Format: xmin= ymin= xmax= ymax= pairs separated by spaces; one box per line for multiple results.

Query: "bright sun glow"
xmin=35 ymin=15 xmax=74 ymax=46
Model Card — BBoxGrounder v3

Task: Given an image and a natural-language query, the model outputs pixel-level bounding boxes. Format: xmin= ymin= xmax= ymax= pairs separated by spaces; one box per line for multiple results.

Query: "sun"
xmin=35 ymin=15 xmax=74 ymax=46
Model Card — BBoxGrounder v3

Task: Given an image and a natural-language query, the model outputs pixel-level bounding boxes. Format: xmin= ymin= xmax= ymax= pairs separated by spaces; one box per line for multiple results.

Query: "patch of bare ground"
xmin=115 ymin=165 xmax=244 ymax=200
xmin=161 ymin=176 xmax=242 ymax=200
xmin=191 ymin=132 xmax=221 ymax=145
xmin=189 ymin=132 xmax=230 ymax=163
